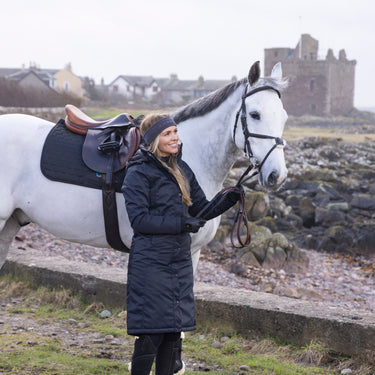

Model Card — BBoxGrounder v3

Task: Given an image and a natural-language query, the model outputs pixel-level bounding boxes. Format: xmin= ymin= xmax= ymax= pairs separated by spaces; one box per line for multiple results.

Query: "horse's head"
xmin=233 ymin=61 xmax=288 ymax=190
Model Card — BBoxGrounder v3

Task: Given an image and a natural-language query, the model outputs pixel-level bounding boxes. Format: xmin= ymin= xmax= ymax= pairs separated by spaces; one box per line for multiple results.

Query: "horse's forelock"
xmin=254 ymin=77 xmax=289 ymax=92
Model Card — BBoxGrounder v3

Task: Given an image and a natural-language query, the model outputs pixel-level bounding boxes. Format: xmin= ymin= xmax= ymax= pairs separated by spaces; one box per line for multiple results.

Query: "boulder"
xmin=350 ymin=194 xmax=375 ymax=210
xmin=246 ymin=191 xmax=270 ymax=221
xmin=298 ymin=197 xmax=316 ymax=227
xmin=356 ymin=232 xmax=375 ymax=256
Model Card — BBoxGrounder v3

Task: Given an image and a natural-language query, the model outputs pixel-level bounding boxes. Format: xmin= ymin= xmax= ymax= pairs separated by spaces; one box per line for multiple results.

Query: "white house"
xmin=108 ymin=75 xmax=160 ymax=100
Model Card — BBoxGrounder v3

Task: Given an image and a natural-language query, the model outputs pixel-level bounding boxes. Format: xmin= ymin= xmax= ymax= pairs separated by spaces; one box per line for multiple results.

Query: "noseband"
xmin=233 ymin=84 xmax=286 ymax=183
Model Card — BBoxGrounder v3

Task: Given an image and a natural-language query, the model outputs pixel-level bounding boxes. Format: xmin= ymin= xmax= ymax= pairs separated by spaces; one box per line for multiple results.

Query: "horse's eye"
xmin=249 ymin=111 xmax=260 ymax=120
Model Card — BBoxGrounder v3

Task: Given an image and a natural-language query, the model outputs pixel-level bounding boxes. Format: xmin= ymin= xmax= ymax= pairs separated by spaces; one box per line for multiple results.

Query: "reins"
xmin=201 ymin=84 xmax=286 ymax=249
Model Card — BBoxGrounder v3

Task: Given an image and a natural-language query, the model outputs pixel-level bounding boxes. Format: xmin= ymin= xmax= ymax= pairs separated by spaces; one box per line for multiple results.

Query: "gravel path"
xmin=13 ymin=223 xmax=375 ymax=313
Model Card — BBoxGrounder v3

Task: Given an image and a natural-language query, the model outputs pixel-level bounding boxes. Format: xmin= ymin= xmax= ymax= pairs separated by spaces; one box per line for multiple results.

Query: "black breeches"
xmin=131 ymin=332 xmax=181 ymax=375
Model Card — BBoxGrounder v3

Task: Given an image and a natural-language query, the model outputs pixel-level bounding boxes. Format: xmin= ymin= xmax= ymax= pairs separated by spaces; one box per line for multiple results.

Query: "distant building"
xmin=264 ymin=34 xmax=356 ymax=116
xmin=108 ymin=75 xmax=160 ymax=101
xmin=1 ymin=63 xmax=85 ymax=99
xmin=107 ymin=73 xmax=231 ymax=105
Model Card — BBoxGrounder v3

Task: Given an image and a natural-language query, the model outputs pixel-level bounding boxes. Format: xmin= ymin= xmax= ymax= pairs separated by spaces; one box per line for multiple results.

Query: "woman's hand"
xmin=182 ymin=217 xmax=206 ymax=233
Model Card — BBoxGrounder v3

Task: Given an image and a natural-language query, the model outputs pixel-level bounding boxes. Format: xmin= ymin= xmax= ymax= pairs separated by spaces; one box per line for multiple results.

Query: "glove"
xmin=203 ymin=185 xmax=244 ymax=220
xmin=226 ymin=185 xmax=244 ymax=204
xmin=182 ymin=217 xmax=206 ymax=233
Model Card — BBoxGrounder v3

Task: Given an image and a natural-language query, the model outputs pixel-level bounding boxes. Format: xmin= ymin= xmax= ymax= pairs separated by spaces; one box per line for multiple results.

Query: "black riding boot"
xmin=173 ymin=336 xmax=184 ymax=374
xmin=131 ymin=335 xmax=157 ymax=375
xmin=155 ymin=333 xmax=180 ymax=375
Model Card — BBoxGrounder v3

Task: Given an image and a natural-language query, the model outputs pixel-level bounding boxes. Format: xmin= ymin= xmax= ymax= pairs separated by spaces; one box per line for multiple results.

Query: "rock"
xmin=262 ymin=246 xmax=287 ymax=269
xmin=284 ymin=246 xmax=309 ymax=273
xmin=247 ymin=224 xmax=273 ymax=263
xmin=315 ymin=208 xmax=346 ymax=226
xmin=274 ymin=287 xmax=302 ymax=299
xmin=220 ymin=336 xmax=230 ymax=342
xmin=269 ymin=233 xmax=290 ymax=249
xmin=240 ymin=252 xmax=261 ymax=268
xmin=298 ymin=197 xmax=316 ymax=227
xmin=246 ymin=192 xmax=270 ymax=221
xmin=230 ymin=261 xmax=247 ymax=276
xmin=356 ymin=232 xmax=375 ymax=255
xmin=256 ymin=216 xmax=278 ymax=232
xmin=269 ymin=196 xmax=292 ymax=217
xmin=211 ymin=341 xmax=221 ymax=348
xmin=259 ymin=281 xmax=276 ymax=293
xmin=284 ymin=194 xmax=301 ymax=210
xmin=327 ymin=202 xmax=349 ymax=212
xmin=319 ymin=226 xmax=354 ymax=252
xmin=239 ymin=365 xmax=250 ymax=372
xmin=341 ymin=369 xmax=353 ymax=374
xmin=350 ymin=194 xmax=375 ymax=210
xmin=100 ymin=310 xmax=111 ymax=319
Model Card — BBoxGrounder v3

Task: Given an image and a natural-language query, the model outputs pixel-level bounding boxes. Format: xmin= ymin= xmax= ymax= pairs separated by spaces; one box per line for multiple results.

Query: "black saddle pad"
xmin=41 ymin=119 xmax=126 ymax=192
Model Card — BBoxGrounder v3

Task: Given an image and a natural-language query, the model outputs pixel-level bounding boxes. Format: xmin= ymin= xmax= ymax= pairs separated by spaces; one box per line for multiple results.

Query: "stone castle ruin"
xmin=264 ymin=34 xmax=356 ymax=116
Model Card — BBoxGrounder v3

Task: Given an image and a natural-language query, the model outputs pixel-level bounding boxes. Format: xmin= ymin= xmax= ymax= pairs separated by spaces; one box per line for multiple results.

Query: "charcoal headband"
xmin=143 ymin=117 xmax=177 ymax=145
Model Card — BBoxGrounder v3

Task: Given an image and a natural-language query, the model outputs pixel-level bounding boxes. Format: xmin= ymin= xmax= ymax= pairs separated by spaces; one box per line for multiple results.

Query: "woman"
xmin=122 ymin=114 xmax=241 ymax=375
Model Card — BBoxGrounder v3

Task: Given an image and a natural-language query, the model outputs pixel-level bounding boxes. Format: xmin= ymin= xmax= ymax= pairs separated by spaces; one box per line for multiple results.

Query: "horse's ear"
xmin=270 ymin=62 xmax=283 ymax=80
xmin=248 ymin=61 xmax=260 ymax=86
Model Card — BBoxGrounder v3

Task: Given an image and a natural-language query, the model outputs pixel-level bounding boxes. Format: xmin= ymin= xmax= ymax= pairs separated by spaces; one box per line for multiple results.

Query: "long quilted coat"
xmin=122 ymin=146 xmax=209 ymax=335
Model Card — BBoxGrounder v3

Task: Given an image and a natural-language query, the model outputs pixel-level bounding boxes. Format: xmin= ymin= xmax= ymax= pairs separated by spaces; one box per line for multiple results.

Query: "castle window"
xmin=274 ymin=51 xmax=278 ymax=57
xmin=310 ymin=80 xmax=315 ymax=91
xmin=311 ymin=104 xmax=316 ymax=112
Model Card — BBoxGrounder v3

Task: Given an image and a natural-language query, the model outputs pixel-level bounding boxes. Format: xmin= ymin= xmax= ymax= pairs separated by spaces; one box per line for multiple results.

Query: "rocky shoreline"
xmin=7 ymin=113 xmax=375 ymax=314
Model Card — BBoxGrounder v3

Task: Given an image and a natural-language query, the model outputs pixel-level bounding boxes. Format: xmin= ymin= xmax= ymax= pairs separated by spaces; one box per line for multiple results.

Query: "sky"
xmin=2 ymin=0 xmax=374 ymax=107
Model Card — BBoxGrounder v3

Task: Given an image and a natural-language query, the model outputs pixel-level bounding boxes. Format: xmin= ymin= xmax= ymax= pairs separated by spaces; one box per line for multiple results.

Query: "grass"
xmin=283 ymin=124 xmax=375 ymax=143
xmin=0 ymin=276 xmax=374 ymax=374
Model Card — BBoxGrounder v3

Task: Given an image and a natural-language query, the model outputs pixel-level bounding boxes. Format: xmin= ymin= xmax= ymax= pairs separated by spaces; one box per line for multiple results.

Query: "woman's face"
xmin=158 ymin=125 xmax=179 ymax=156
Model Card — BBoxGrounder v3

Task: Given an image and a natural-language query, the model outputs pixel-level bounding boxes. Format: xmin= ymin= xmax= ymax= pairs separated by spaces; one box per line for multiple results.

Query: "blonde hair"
xmin=140 ymin=114 xmax=192 ymax=206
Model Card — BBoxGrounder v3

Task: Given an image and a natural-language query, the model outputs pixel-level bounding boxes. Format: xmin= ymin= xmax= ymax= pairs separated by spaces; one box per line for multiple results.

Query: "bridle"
xmin=199 ymin=84 xmax=288 ymax=249
xmin=221 ymin=84 xmax=286 ymax=248
xmin=233 ymin=84 xmax=286 ymax=185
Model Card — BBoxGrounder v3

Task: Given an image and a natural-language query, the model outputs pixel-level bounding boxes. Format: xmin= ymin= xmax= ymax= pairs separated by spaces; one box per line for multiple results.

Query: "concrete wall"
xmin=2 ymin=245 xmax=375 ymax=357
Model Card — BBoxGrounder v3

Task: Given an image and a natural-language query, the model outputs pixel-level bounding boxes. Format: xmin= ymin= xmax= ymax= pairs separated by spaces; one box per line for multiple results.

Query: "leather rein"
xmin=210 ymin=84 xmax=286 ymax=248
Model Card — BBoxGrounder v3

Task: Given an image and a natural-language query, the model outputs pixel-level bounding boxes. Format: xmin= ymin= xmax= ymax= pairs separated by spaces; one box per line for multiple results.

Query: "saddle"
xmin=64 ymin=105 xmax=142 ymax=253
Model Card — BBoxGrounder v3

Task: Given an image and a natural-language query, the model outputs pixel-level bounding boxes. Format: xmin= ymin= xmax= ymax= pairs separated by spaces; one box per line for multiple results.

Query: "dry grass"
xmin=283 ymin=125 xmax=375 ymax=143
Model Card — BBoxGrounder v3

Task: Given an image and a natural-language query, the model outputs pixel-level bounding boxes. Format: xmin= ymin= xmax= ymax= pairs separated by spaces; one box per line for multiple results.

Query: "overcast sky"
xmin=2 ymin=0 xmax=374 ymax=107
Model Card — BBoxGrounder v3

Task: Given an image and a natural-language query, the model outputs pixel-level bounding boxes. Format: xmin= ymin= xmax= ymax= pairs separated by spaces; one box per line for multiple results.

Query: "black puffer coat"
xmin=122 ymin=146 xmax=209 ymax=335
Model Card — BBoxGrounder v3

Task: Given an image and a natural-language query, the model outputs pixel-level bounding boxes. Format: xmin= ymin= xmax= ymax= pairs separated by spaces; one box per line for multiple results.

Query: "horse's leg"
xmin=191 ymin=249 xmax=201 ymax=275
xmin=0 ymin=216 xmax=21 ymax=269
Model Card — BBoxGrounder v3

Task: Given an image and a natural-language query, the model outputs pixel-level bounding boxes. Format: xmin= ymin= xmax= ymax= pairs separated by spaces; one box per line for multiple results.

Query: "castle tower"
xmin=264 ymin=34 xmax=356 ymax=116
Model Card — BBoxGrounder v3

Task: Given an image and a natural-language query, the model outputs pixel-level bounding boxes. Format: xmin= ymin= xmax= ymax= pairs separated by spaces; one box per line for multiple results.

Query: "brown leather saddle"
xmin=65 ymin=104 xmax=142 ymax=252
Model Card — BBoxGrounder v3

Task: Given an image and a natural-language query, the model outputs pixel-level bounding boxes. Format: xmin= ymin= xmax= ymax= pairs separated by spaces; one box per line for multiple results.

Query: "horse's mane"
xmin=172 ymin=76 xmax=288 ymax=124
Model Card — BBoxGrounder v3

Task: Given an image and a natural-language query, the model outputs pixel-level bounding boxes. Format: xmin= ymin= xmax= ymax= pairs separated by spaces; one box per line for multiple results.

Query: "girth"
xmin=64 ymin=105 xmax=141 ymax=252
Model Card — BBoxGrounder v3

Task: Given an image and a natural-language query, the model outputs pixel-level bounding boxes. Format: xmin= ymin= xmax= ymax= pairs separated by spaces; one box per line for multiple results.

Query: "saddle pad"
xmin=41 ymin=119 xmax=126 ymax=192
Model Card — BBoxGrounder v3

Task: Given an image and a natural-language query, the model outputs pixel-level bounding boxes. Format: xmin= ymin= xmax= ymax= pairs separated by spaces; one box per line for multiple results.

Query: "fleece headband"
xmin=143 ymin=116 xmax=177 ymax=145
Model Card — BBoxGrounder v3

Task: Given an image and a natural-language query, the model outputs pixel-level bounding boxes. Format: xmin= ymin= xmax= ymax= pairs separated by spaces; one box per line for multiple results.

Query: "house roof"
xmin=114 ymin=75 xmax=156 ymax=87
xmin=195 ymin=79 xmax=230 ymax=91
xmin=0 ymin=68 xmax=21 ymax=77
xmin=7 ymin=70 xmax=54 ymax=90
xmin=8 ymin=69 xmax=54 ymax=82
xmin=160 ymin=79 xmax=197 ymax=91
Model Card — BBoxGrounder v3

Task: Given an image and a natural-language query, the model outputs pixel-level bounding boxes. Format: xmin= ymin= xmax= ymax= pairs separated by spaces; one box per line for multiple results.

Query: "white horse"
xmin=0 ymin=62 xmax=288 ymax=272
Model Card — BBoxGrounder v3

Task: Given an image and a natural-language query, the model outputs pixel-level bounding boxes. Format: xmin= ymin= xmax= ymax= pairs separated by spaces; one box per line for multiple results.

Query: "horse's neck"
xmin=178 ymin=88 xmax=243 ymax=199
